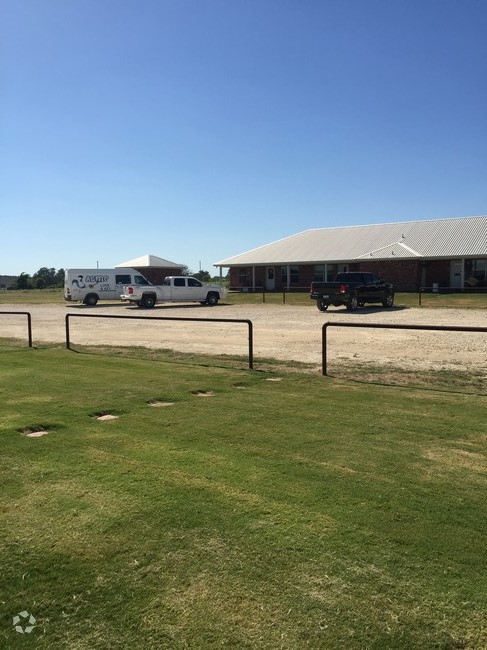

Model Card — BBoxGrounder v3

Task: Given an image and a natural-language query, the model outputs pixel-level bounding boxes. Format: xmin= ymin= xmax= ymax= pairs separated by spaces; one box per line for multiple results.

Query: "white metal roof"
xmin=215 ymin=216 xmax=487 ymax=266
xmin=116 ymin=254 xmax=181 ymax=268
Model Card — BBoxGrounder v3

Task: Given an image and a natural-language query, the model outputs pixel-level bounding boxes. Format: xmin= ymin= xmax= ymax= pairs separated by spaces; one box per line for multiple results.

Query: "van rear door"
xmin=115 ymin=273 xmax=134 ymax=299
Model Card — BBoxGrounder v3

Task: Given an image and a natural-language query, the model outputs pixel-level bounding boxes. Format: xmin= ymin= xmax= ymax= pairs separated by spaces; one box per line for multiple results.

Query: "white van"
xmin=64 ymin=268 xmax=151 ymax=306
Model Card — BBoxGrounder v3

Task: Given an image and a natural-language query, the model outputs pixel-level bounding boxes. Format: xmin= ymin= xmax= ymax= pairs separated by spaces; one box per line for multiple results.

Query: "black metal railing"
xmin=0 ymin=311 xmax=33 ymax=347
xmin=65 ymin=313 xmax=254 ymax=369
xmin=229 ymin=287 xmax=310 ymax=304
xmin=321 ymin=321 xmax=487 ymax=376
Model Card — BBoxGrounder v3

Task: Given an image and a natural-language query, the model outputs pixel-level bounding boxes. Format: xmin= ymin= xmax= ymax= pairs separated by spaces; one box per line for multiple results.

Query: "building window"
xmin=238 ymin=269 xmax=248 ymax=285
xmin=314 ymin=265 xmax=326 ymax=282
xmin=472 ymin=260 xmax=487 ymax=286
xmin=281 ymin=266 xmax=299 ymax=284
xmin=314 ymin=264 xmax=334 ymax=282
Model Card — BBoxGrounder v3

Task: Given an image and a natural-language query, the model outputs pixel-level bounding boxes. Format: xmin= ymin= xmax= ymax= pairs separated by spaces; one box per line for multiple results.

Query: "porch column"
xmin=252 ymin=266 xmax=256 ymax=291
xmin=287 ymin=264 xmax=290 ymax=289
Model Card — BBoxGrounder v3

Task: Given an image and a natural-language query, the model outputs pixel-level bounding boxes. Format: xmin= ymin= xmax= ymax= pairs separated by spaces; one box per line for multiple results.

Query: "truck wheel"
xmin=206 ymin=293 xmax=219 ymax=306
xmin=317 ymin=300 xmax=329 ymax=312
xmin=346 ymin=295 xmax=359 ymax=311
xmin=141 ymin=295 xmax=156 ymax=308
xmin=382 ymin=293 xmax=394 ymax=308
xmin=83 ymin=294 xmax=98 ymax=306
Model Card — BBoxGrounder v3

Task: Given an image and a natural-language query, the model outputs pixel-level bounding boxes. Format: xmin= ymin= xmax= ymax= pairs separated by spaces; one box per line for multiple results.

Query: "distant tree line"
xmin=15 ymin=268 xmax=65 ymax=290
xmin=11 ymin=266 xmax=228 ymax=290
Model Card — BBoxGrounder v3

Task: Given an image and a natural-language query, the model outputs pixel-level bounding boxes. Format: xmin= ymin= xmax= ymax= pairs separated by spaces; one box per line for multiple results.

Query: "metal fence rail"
xmin=229 ymin=287 xmax=309 ymax=304
xmin=322 ymin=321 xmax=487 ymax=376
xmin=65 ymin=313 xmax=254 ymax=369
xmin=0 ymin=311 xmax=33 ymax=348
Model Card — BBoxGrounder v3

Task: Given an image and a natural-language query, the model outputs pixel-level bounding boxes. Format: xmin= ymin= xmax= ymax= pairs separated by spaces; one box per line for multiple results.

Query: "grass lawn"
xmin=0 ymin=345 xmax=486 ymax=648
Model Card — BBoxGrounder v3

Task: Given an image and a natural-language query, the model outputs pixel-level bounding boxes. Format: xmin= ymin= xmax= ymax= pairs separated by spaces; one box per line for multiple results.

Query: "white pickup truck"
xmin=121 ymin=276 xmax=227 ymax=308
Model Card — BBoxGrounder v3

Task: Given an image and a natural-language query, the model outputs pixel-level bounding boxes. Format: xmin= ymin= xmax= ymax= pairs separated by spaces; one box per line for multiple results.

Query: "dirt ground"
xmin=1 ymin=302 xmax=486 ymax=373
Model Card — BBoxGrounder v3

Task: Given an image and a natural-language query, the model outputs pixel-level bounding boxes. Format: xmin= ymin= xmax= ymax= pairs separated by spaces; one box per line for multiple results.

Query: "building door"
xmin=265 ymin=267 xmax=275 ymax=290
xmin=450 ymin=260 xmax=463 ymax=288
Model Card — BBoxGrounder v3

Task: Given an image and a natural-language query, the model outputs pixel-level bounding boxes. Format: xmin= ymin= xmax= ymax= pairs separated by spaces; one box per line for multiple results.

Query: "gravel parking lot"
xmin=1 ymin=302 xmax=486 ymax=373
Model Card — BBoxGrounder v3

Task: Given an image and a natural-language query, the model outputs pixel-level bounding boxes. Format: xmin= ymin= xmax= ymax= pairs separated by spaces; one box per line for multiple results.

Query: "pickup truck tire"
xmin=317 ymin=300 xmax=329 ymax=311
xmin=83 ymin=294 xmax=98 ymax=306
xmin=140 ymin=295 xmax=156 ymax=309
xmin=382 ymin=293 xmax=394 ymax=308
xmin=206 ymin=292 xmax=219 ymax=306
xmin=346 ymin=295 xmax=359 ymax=311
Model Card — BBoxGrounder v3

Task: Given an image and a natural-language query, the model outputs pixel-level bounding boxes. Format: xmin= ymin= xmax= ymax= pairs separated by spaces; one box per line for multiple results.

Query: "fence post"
xmin=65 ymin=314 xmax=71 ymax=350
xmin=247 ymin=319 xmax=254 ymax=370
xmin=26 ymin=312 xmax=33 ymax=348
xmin=322 ymin=323 xmax=328 ymax=376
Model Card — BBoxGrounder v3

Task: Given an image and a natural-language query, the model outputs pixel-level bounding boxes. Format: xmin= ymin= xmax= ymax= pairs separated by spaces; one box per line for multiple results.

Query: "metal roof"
xmin=215 ymin=216 xmax=487 ymax=266
xmin=116 ymin=254 xmax=181 ymax=268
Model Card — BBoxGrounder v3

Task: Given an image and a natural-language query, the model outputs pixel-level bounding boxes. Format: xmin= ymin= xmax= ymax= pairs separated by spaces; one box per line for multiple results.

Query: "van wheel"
xmin=206 ymin=293 xmax=219 ymax=306
xmin=141 ymin=295 xmax=156 ymax=308
xmin=83 ymin=294 xmax=98 ymax=306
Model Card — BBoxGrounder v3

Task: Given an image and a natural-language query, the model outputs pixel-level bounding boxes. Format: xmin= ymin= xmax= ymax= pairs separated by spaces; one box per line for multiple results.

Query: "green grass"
xmin=0 ymin=288 xmax=64 ymax=304
xmin=0 ymin=346 xmax=486 ymax=648
xmin=1 ymin=287 xmax=487 ymax=308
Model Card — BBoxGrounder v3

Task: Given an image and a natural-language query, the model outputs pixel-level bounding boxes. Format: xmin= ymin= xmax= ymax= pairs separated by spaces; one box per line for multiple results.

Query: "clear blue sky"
xmin=1 ymin=0 xmax=486 ymax=276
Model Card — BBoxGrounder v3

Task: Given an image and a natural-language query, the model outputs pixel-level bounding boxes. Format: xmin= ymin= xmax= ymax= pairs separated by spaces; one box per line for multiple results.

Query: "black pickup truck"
xmin=310 ymin=272 xmax=394 ymax=311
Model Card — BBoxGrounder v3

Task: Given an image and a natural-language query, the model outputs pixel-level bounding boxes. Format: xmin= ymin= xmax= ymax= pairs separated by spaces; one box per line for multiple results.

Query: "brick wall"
xmin=228 ymin=260 xmax=458 ymax=292
xmin=358 ymin=260 xmax=420 ymax=291
xmin=422 ymin=260 xmax=451 ymax=288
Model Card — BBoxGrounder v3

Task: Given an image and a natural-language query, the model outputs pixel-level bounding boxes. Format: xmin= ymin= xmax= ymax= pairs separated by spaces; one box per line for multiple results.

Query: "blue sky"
xmin=1 ymin=0 xmax=486 ymax=276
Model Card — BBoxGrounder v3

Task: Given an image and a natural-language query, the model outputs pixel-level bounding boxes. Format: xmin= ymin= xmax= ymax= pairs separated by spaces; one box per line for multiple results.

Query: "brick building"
xmin=214 ymin=216 xmax=487 ymax=292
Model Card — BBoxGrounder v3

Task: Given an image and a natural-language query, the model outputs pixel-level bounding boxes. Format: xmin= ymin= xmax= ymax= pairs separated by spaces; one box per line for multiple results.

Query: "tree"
xmin=193 ymin=270 xmax=211 ymax=282
xmin=54 ymin=268 xmax=65 ymax=287
xmin=16 ymin=273 xmax=32 ymax=289
xmin=31 ymin=267 xmax=65 ymax=289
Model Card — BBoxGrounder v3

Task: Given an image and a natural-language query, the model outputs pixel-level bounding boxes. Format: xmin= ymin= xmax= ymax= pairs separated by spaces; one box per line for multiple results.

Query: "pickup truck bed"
xmin=310 ymin=272 xmax=394 ymax=311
